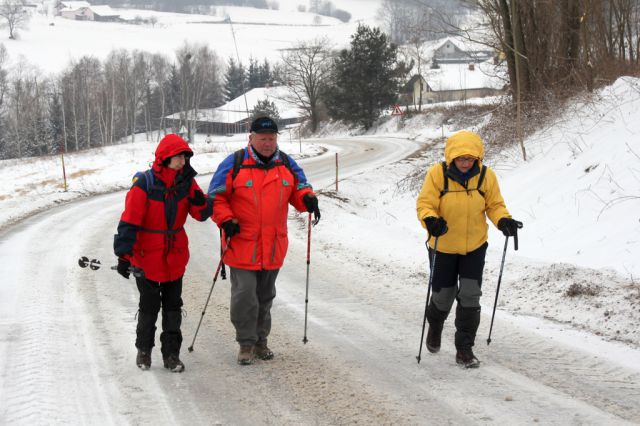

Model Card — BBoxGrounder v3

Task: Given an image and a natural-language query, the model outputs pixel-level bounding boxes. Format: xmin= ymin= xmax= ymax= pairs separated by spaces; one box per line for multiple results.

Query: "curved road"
xmin=1 ymin=136 xmax=638 ymax=425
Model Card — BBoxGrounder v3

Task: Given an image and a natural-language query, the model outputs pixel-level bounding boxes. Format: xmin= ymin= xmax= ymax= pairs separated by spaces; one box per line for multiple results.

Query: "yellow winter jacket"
xmin=416 ymin=131 xmax=511 ymax=254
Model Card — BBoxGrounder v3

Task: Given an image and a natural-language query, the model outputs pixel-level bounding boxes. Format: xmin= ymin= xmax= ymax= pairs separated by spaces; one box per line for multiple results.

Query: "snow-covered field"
xmin=3 ymin=0 xmax=380 ymax=73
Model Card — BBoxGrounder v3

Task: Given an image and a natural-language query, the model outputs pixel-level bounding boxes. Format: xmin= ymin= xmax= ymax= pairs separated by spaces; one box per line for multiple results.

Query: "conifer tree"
xmin=224 ymin=57 xmax=247 ymax=101
xmin=325 ymin=25 xmax=407 ymax=129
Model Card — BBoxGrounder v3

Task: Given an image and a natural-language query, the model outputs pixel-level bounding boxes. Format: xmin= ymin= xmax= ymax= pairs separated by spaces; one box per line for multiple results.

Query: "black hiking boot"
xmin=254 ymin=343 xmax=274 ymax=360
xmin=425 ymin=302 xmax=448 ymax=354
xmin=237 ymin=345 xmax=255 ymax=365
xmin=426 ymin=323 xmax=443 ymax=353
xmin=456 ymin=349 xmax=480 ymax=368
xmin=163 ymin=354 xmax=185 ymax=373
xmin=136 ymin=349 xmax=152 ymax=370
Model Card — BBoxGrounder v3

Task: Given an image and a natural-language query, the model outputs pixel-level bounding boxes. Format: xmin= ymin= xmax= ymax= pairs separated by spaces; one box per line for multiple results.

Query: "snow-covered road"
xmin=1 ymin=137 xmax=638 ymax=425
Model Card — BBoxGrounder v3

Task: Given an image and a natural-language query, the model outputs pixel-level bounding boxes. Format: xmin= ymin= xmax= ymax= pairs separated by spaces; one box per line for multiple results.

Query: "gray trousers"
xmin=229 ymin=267 xmax=279 ymax=346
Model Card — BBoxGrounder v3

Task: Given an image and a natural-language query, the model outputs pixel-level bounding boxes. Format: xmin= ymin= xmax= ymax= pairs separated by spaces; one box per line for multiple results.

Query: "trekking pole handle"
xmin=513 ymin=221 xmax=523 ymax=251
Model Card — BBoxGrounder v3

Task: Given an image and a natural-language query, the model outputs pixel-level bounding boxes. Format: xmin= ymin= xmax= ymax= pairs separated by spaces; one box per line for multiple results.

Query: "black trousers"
xmin=135 ymin=276 xmax=183 ymax=357
xmin=427 ymin=242 xmax=488 ymax=350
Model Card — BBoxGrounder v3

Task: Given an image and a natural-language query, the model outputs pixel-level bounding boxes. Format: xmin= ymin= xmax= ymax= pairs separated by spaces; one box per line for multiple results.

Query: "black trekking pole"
xmin=487 ymin=236 xmax=510 ymax=345
xmin=302 ymin=213 xmax=312 ymax=344
xmin=188 ymin=239 xmax=231 ymax=352
xmin=416 ymin=236 xmax=438 ymax=364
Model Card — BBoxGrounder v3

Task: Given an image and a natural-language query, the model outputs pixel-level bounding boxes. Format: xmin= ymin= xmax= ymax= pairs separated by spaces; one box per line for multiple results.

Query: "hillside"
xmin=2 ymin=1 xmax=380 ymax=72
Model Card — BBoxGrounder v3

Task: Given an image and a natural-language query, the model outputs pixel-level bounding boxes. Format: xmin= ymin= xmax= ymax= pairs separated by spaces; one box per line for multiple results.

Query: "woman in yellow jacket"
xmin=416 ymin=130 xmax=522 ymax=368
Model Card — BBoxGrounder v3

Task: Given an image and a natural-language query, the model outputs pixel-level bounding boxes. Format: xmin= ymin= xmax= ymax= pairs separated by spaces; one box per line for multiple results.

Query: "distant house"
xmin=433 ymin=38 xmax=494 ymax=65
xmin=85 ymin=5 xmax=120 ymax=21
xmin=56 ymin=0 xmax=90 ymax=16
xmin=165 ymin=86 xmax=304 ymax=136
xmin=58 ymin=1 xmax=120 ymax=21
xmin=400 ymin=61 xmax=506 ymax=107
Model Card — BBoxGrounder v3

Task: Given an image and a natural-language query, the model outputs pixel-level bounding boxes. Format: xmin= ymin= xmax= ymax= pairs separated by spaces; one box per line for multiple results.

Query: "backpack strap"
xmin=279 ymin=150 xmax=292 ymax=172
xmin=231 ymin=149 xmax=246 ymax=180
xmin=439 ymin=161 xmax=448 ymax=198
xmin=144 ymin=170 xmax=154 ymax=192
xmin=476 ymin=165 xmax=487 ymax=197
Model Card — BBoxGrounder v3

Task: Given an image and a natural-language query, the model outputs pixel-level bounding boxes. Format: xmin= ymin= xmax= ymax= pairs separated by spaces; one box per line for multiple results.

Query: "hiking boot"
xmin=136 ymin=349 xmax=151 ymax=370
xmin=237 ymin=345 xmax=255 ymax=365
xmin=456 ymin=349 xmax=480 ymax=368
xmin=254 ymin=343 xmax=274 ymax=361
xmin=163 ymin=354 xmax=185 ymax=373
xmin=426 ymin=323 xmax=443 ymax=353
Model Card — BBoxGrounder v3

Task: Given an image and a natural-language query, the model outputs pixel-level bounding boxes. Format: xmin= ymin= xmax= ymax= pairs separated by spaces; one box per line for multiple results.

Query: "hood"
xmin=444 ymin=130 xmax=485 ymax=165
xmin=154 ymin=134 xmax=193 ymax=167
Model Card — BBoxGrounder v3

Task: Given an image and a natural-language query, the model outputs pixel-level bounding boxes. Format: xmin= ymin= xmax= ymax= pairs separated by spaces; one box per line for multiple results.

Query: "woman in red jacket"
xmin=114 ymin=134 xmax=212 ymax=372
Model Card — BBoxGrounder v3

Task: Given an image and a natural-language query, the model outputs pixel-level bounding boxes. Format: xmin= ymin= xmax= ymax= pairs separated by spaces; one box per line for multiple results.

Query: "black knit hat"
xmin=250 ymin=116 xmax=279 ymax=134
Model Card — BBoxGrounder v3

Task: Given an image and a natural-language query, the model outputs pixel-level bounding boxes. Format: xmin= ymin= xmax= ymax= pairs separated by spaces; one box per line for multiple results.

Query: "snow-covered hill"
xmin=2 ymin=1 xmax=380 ymax=72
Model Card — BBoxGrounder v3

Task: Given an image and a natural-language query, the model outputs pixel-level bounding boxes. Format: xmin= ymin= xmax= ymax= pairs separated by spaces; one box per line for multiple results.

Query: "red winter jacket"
xmin=114 ymin=134 xmax=213 ymax=282
xmin=208 ymin=145 xmax=313 ymax=270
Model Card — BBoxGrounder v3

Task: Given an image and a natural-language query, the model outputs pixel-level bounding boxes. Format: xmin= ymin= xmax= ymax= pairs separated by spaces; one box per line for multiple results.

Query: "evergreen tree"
xmin=224 ymin=57 xmax=247 ymax=101
xmin=325 ymin=25 xmax=406 ymax=130
xmin=166 ymin=64 xmax=181 ymax=114
xmin=250 ymin=98 xmax=280 ymax=123
xmin=259 ymin=59 xmax=272 ymax=86
xmin=247 ymin=57 xmax=261 ymax=89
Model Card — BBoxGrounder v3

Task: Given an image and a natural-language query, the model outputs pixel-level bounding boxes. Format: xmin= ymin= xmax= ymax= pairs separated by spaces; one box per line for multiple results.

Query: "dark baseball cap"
xmin=250 ymin=116 xmax=279 ymax=134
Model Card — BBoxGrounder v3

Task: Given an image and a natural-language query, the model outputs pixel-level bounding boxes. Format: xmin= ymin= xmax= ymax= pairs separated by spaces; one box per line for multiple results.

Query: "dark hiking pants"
xmin=229 ymin=267 xmax=279 ymax=347
xmin=427 ymin=242 xmax=487 ymax=350
xmin=135 ymin=276 xmax=183 ymax=357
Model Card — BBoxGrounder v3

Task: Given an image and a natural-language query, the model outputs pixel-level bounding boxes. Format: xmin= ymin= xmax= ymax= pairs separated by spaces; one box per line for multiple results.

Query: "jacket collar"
xmin=446 ymin=161 xmax=480 ymax=188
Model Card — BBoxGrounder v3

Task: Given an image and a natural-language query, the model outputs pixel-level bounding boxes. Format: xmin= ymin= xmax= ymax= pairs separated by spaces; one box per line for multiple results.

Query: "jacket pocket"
xmin=270 ymin=232 xmax=289 ymax=265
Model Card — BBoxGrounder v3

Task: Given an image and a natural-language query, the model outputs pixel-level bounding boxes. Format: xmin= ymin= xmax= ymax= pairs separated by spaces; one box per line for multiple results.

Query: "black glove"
xmin=303 ymin=194 xmax=321 ymax=225
xmin=498 ymin=217 xmax=523 ymax=237
xmin=117 ymin=257 xmax=131 ymax=279
xmin=424 ymin=216 xmax=448 ymax=237
xmin=221 ymin=220 xmax=240 ymax=238
xmin=189 ymin=189 xmax=206 ymax=206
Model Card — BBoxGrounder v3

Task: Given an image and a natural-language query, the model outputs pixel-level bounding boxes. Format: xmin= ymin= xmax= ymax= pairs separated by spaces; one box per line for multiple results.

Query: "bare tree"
xmin=281 ymin=37 xmax=332 ymax=133
xmin=0 ymin=43 xmax=8 ymax=107
xmin=0 ymin=0 xmax=29 ymax=40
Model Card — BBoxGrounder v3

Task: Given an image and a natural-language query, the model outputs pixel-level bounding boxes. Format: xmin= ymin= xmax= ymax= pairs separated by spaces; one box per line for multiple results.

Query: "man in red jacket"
xmin=114 ymin=134 xmax=213 ymax=372
xmin=208 ymin=116 xmax=321 ymax=365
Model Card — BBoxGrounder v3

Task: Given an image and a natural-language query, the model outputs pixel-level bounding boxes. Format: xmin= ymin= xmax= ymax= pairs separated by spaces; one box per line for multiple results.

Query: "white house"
xmin=57 ymin=0 xmax=90 ymax=15
xmin=432 ymin=38 xmax=494 ymax=64
xmin=401 ymin=61 xmax=506 ymax=106
xmin=58 ymin=1 xmax=120 ymax=21
xmin=166 ymin=86 xmax=304 ymax=135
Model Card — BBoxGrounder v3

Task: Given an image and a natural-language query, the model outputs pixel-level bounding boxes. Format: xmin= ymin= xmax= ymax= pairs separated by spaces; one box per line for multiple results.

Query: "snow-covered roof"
xmin=425 ymin=61 xmax=505 ymax=91
xmin=59 ymin=1 xmax=90 ymax=11
xmin=168 ymin=86 xmax=303 ymax=124
xmin=89 ymin=5 xmax=119 ymax=17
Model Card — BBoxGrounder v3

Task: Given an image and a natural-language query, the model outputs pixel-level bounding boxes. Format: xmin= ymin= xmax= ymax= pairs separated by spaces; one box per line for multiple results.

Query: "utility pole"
xmin=227 ymin=17 xmax=250 ymax=120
